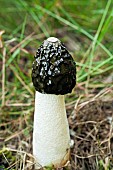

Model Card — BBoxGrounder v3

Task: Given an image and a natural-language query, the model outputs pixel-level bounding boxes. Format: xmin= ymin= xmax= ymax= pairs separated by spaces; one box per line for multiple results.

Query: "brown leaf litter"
xmin=0 ymin=99 xmax=113 ymax=169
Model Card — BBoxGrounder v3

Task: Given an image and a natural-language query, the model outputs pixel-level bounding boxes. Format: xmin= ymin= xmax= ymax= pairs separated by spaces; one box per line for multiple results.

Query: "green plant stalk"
xmin=86 ymin=0 xmax=112 ymax=89
xmin=18 ymin=0 xmax=49 ymax=37
xmin=34 ymin=5 xmax=113 ymax=82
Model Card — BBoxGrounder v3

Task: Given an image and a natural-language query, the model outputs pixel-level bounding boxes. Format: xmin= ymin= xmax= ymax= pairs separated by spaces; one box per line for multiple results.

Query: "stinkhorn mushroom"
xmin=32 ymin=37 xmax=76 ymax=169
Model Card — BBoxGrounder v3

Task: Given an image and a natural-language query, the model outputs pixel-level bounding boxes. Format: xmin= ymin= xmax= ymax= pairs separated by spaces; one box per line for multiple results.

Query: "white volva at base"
xmin=33 ymin=91 xmax=70 ymax=168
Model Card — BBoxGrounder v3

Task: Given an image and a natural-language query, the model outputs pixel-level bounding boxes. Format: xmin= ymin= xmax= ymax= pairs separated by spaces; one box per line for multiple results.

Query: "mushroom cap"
xmin=32 ymin=37 xmax=76 ymax=95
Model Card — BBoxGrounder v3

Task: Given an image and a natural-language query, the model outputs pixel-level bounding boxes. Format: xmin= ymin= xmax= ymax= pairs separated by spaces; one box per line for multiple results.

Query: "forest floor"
xmin=0 ymin=86 xmax=113 ymax=170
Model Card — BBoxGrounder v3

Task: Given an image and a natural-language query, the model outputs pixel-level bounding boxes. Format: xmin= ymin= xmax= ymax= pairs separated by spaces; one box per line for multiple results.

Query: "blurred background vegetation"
xmin=0 ymin=0 xmax=113 ymax=169
xmin=0 ymin=0 xmax=113 ymax=105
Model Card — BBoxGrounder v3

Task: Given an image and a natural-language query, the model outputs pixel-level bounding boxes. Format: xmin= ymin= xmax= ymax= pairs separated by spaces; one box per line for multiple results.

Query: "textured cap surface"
xmin=32 ymin=37 xmax=76 ymax=95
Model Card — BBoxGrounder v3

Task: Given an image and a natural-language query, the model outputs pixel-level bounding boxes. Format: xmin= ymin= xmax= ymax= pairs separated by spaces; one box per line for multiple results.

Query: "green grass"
xmin=0 ymin=0 xmax=113 ymax=169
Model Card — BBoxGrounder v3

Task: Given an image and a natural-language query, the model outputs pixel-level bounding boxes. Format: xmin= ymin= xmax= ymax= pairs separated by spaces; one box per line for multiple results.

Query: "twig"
xmin=5 ymin=103 xmax=32 ymax=107
xmin=2 ymin=47 xmax=6 ymax=106
xmin=22 ymin=153 xmax=27 ymax=170
xmin=7 ymin=160 xmax=21 ymax=170
xmin=5 ymin=127 xmax=30 ymax=142
xmin=10 ymin=64 xmax=34 ymax=96
xmin=74 ymin=153 xmax=102 ymax=159
xmin=2 ymin=152 xmax=10 ymax=165
xmin=10 ymin=32 xmax=34 ymax=53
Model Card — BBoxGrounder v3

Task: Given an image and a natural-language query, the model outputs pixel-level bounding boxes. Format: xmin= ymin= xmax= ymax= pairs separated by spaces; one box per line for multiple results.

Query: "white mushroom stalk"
xmin=32 ymin=37 xmax=76 ymax=168
xmin=34 ymin=91 xmax=70 ymax=168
